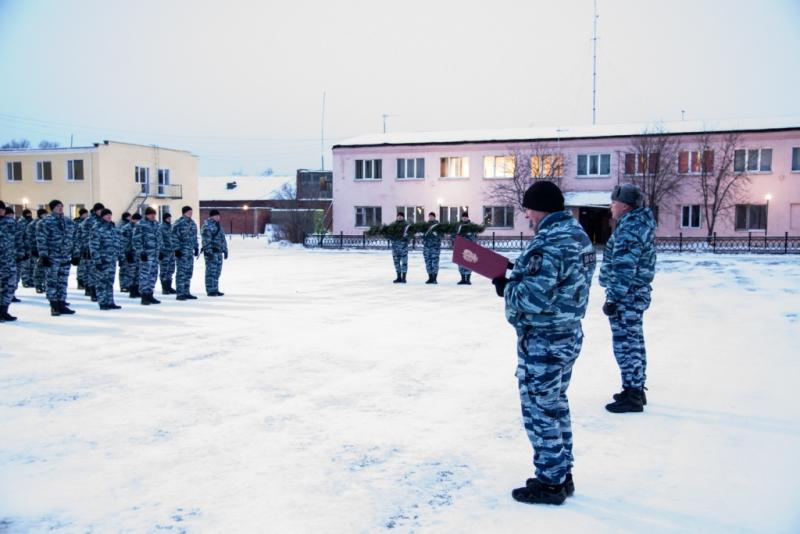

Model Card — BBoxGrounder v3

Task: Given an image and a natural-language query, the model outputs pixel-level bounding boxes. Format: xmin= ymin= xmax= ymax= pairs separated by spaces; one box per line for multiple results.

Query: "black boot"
xmin=185 ymin=293 xmax=198 ymax=300
xmin=50 ymin=300 xmax=61 ymax=316
xmin=512 ymin=478 xmax=567 ymax=505
xmin=606 ymin=388 xmax=644 ymax=413
xmin=59 ymin=301 xmax=76 ymax=315
xmin=522 ymin=474 xmax=575 ymax=498
xmin=432 ymin=273 xmax=438 ymax=284
xmin=613 ymin=386 xmax=648 ymax=406
xmin=90 ymin=287 xmax=98 ymax=302
xmin=400 ymin=273 xmax=406 ymax=284
xmin=11 ymin=296 xmax=20 ymax=303
xmin=457 ymin=274 xmax=468 ymax=285
xmin=465 ymin=274 xmax=472 ymax=285
xmin=425 ymin=274 xmax=434 ymax=284
xmin=0 ymin=305 xmax=17 ymax=322
xmin=166 ymin=282 xmax=177 ymax=294
xmin=84 ymin=286 xmax=92 ymax=296
xmin=141 ymin=293 xmax=151 ymax=305
xmin=36 ymin=286 xmax=45 ymax=294
xmin=149 ymin=293 xmax=161 ymax=304
xmin=77 ymin=280 xmax=85 ymax=290
xmin=129 ymin=287 xmax=140 ymax=299
xmin=393 ymin=272 xmax=402 ymax=283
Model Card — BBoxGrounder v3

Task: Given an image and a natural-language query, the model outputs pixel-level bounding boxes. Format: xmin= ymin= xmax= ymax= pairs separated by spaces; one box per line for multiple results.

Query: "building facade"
xmin=0 ymin=140 xmax=199 ymax=222
xmin=331 ymin=119 xmax=800 ymax=240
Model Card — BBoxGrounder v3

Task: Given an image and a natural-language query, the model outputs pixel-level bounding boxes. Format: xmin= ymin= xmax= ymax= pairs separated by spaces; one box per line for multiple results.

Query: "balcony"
xmin=136 ymin=183 xmax=183 ymax=199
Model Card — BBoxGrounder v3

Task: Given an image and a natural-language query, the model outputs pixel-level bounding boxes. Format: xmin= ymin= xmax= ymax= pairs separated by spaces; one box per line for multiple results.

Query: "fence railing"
xmin=303 ymin=231 xmax=800 ymax=254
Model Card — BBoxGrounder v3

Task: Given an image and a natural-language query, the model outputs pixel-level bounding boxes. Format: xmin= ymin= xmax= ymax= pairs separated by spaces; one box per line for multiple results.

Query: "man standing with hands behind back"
xmin=491 ymin=181 xmax=596 ymax=505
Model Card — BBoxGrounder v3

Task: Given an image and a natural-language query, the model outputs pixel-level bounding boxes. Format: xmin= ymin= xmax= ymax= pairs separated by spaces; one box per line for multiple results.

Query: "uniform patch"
xmin=581 ymin=251 xmax=596 ymax=267
xmin=528 ymin=253 xmax=543 ymax=275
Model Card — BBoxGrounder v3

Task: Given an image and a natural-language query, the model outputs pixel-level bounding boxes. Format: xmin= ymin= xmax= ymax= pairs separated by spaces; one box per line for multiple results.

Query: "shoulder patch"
xmin=528 ymin=253 xmax=543 ymax=275
xmin=581 ymin=251 xmax=596 ymax=267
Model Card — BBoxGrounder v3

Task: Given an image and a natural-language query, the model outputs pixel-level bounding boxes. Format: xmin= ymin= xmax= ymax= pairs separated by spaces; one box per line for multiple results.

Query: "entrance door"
xmin=579 ymin=207 xmax=612 ymax=244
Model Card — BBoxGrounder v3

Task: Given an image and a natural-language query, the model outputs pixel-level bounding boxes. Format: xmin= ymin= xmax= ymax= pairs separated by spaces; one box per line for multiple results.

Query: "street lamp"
xmin=22 ymin=197 xmax=29 ymax=209
xmin=764 ymin=194 xmax=772 ymax=248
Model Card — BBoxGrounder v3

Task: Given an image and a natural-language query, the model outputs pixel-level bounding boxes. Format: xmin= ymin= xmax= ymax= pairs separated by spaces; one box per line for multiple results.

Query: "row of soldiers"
xmin=0 ymin=199 xmax=229 ymax=322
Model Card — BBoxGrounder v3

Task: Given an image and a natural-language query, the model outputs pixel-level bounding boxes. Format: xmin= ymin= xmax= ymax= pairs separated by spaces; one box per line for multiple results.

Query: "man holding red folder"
xmin=491 ymin=181 xmax=596 ymax=505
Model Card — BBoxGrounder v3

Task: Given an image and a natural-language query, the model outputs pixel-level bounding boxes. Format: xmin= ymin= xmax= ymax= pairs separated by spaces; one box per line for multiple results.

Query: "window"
xmin=157 ymin=168 xmax=170 ymax=196
xmin=577 ymin=153 xmax=611 ymax=176
xmin=734 ymin=148 xmax=772 ymax=173
xmin=66 ymin=159 xmax=84 ymax=181
xmin=36 ymin=161 xmax=53 ymax=182
xmin=792 ymin=148 xmax=800 ymax=172
xmin=624 ymin=153 xmax=662 ymax=175
xmin=440 ymin=157 xmax=469 ymax=178
xmin=396 ymin=158 xmax=425 ymax=179
xmin=158 ymin=205 xmax=171 ymax=220
xmin=531 ymin=154 xmax=564 ymax=177
xmin=439 ymin=205 xmax=469 ymax=223
xmin=483 ymin=206 xmax=515 ymax=228
xmin=735 ymin=204 xmax=767 ymax=231
xmin=69 ymin=204 xmax=86 ymax=219
xmin=135 ymin=166 xmax=150 ymax=193
xmin=5 ymin=161 xmax=22 ymax=181
xmin=681 ymin=205 xmax=701 ymax=228
xmin=483 ymin=156 xmax=515 ymax=178
xmin=397 ymin=206 xmax=425 ymax=223
xmin=355 ymin=206 xmax=382 ymax=227
xmin=355 ymin=159 xmax=382 ymax=180
xmin=678 ymin=151 xmax=713 ymax=175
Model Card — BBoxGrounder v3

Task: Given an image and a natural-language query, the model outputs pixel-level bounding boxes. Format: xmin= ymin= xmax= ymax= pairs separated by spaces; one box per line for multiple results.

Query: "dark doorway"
xmin=579 ymin=207 xmax=612 ymax=244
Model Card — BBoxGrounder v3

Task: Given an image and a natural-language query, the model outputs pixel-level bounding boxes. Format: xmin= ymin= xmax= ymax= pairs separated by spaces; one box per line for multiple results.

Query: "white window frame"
xmin=577 ymin=153 xmax=611 ymax=177
xmin=354 ymin=206 xmax=382 ymax=227
xmin=792 ymin=147 xmax=800 ymax=172
xmin=734 ymin=148 xmax=772 ymax=173
xmin=396 ymin=206 xmax=425 ymax=223
xmin=157 ymin=168 xmax=171 ymax=196
xmin=158 ymin=204 xmax=171 ymax=220
xmin=439 ymin=205 xmax=469 ymax=224
xmin=680 ymin=205 xmax=702 ymax=229
xmin=69 ymin=204 xmax=86 ymax=219
xmin=5 ymin=161 xmax=22 ymax=182
xmin=135 ymin=165 xmax=150 ymax=194
xmin=483 ymin=155 xmax=515 ymax=178
xmin=440 ymin=157 xmax=470 ymax=178
xmin=354 ymin=159 xmax=383 ymax=181
xmin=36 ymin=161 xmax=53 ymax=182
xmin=66 ymin=159 xmax=84 ymax=181
xmin=396 ymin=158 xmax=425 ymax=180
xmin=483 ymin=206 xmax=515 ymax=228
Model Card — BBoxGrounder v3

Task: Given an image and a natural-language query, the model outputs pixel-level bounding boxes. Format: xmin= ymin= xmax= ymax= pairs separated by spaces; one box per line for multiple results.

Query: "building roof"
xmin=199 ymin=175 xmax=293 ymax=202
xmin=564 ymin=191 xmax=612 ymax=208
xmin=333 ymin=116 xmax=800 ymax=149
xmin=0 ymin=139 xmax=195 ymax=155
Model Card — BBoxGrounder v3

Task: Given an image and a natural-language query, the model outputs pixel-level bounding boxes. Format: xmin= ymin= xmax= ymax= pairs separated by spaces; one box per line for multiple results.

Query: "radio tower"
xmin=592 ymin=0 xmax=599 ymax=125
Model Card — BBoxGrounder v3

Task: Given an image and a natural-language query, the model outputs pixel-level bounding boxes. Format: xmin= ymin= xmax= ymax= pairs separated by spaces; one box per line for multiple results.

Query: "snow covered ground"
xmin=1 ymin=239 xmax=799 ymax=533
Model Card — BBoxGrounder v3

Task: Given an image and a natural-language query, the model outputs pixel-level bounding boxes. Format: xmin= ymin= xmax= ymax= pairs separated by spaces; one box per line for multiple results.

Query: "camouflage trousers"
xmin=175 ymin=254 xmax=194 ymax=296
xmin=21 ymin=256 xmax=34 ymax=286
xmin=95 ymin=262 xmax=117 ymax=306
xmin=204 ymin=252 xmax=223 ymax=293
xmin=391 ymin=241 xmax=408 ymax=274
xmin=458 ymin=264 xmax=472 ymax=276
xmin=34 ymin=257 xmax=45 ymax=291
xmin=423 ymin=245 xmax=440 ymax=275
xmin=77 ymin=256 xmax=90 ymax=287
xmin=138 ymin=258 xmax=159 ymax=294
xmin=516 ymin=325 xmax=583 ymax=485
xmin=44 ymin=259 xmax=70 ymax=302
xmin=120 ymin=259 xmax=133 ymax=290
xmin=159 ymin=255 xmax=176 ymax=285
xmin=0 ymin=264 xmax=16 ymax=306
xmin=609 ymin=304 xmax=647 ymax=390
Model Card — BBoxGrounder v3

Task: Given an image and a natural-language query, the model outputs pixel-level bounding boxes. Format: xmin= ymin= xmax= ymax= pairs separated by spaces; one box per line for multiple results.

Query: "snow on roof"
xmin=199 ymin=175 xmax=293 ymax=201
xmin=334 ymin=116 xmax=800 ymax=148
xmin=564 ymin=191 xmax=612 ymax=208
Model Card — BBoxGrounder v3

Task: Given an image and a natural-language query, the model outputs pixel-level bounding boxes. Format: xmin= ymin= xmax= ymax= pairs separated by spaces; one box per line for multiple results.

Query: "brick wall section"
xmin=200 ymin=199 xmax=332 ymax=234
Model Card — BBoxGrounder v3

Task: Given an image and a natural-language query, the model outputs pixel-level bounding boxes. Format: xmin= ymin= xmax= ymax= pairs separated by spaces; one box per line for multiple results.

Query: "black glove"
xmin=39 ymin=256 xmax=52 ymax=267
xmin=22 ymin=253 xmax=30 ymax=261
xmin=32 ymin=250 xmax=39 ymax=258
xmin=158 ymin=251 xmax=165 ymax=261
xmin=212 ymin=247 xmax=221 ymax=253
xmin=140 ymin=252 xmax=148 ymax=262
xmin=193 ymin=247 xmax=199 ymax=258
xmin=507 ymin=261 xmax=514 ymax=270
xmin=175 ymin=250 xmax=183 ymax=258
xmin=491 ymin=276 xmax=508 ymax=297
xmin=602 ymin=301 xmax=618 ymax=317
xmin=71 ymin=256 xmax=80 ymax=266
xmin=126 ymin=251 xmax=134 ymax=263
xmin=82 ymin=248 xmax=91 ymax=260
xmin=223 ymin=250 xmax=228 ymax=260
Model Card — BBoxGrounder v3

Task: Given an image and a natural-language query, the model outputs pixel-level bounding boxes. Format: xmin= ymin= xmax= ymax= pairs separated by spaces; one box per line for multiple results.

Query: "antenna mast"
xmin=592 ymin=0 xmax=598 ymax=125
xmin=320 ymin=91 xmax=326 ymax=170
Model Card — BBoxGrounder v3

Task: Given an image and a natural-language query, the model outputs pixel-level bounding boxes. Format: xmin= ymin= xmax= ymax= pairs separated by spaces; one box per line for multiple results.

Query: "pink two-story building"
xmin=331 ymin=118 xmax=800 ymax=242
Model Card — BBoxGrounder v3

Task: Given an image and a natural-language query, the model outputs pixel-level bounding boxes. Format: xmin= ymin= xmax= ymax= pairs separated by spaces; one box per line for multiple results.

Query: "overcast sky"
xmin=1 ymin=0 xmax=799 ymax=176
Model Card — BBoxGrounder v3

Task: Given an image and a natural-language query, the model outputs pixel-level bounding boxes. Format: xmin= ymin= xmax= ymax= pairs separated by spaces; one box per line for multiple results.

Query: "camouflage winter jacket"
xmin=0 ymin=216 xmax=17 ymax=268
xmin=160 ymin=222 xmax=175 ymax=256
xmin=422 ymin=221 xmax=442 ymax=249
xmin=132 ymin=219 xmax=163 ymax=258
xmin=89 ymin=220 xmax=120 ymax=269
xmin=599 ymin=207 xmax=656 ymax=308
xmin=17 ymin=216 xmax=33 ymax=258
xmin=36 ymin=213 xmax=75 ymax=261
xmin=504 ymin=211 xmax=596 ymax=330
xmin=173 ymin=215 xmax=198 ymax=255
xmin=25 ymin=217 xmax=44 ymax=256
xmin=201 ymin=219 xmax=228 ymax=254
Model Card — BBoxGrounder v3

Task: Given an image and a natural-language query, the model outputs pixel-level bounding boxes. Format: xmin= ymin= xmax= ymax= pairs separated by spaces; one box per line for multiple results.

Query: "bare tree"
xmin=617 ymin=126 xmax=682 ymax=223
xmin=38 ymin=140 xmax=60 ymax=149
xmin=692 ymin=131 xmax=749 ymax=237
xmin=484 ymin=142 xmax=568 ymax=214
xmin=271 ymin=183 xmax=317 ymax=243
xmin=2 ymin=138 xmax=31 ymax=149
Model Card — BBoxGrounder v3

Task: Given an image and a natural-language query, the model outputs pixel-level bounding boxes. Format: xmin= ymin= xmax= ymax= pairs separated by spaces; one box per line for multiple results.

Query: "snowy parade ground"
xmin=1 ymin=239 xmax=799 ymax=533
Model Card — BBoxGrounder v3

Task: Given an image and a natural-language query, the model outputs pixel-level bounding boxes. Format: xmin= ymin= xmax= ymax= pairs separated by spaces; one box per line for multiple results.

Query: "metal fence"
xmin=303 ymin=231 xmax=800 ymax=254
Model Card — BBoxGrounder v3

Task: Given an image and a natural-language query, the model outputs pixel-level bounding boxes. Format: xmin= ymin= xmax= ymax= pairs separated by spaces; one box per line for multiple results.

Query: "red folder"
xmin=452 ymin=236 xmax=511 ymax=280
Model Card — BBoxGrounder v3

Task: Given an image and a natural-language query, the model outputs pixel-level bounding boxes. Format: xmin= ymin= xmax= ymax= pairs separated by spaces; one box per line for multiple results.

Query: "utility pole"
xmin=592 ymin=0 xmax=599 ymax=125
xmin=320 ymin=91 xmax=326 ymax=171
xmin=382 ymin=114 xmax=398 ymax=134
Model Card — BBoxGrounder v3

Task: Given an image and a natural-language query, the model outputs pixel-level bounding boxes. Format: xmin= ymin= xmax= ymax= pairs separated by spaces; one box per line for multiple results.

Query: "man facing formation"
xmin=389 ymin=212 xmax=410 ymax=284
xmin=600 ymin=184 xmax=657 ymax=413
xmin=454 ymin=212 xmax=476 ymax=285
xmin=132 ymin=207 xmax=163 ymax=305
xmin=173 ymin=205 xmax=199 ymax=300
xmin=492 ymin=181 xmax=596 ymax=505
xmin=0 ymin=200 xmax=18 ymax=321
xmin=422 ymin=212 xmax=441 ymax=284
xmin=90 ymin=208 xmax=121 ymax=310
xmin=159 ymin=213 xmax=177 ymax=295
xmin=36 ymin=200 xmax=76 ymax=316
xmin=201 ymin=209 xmax=228 ymax=296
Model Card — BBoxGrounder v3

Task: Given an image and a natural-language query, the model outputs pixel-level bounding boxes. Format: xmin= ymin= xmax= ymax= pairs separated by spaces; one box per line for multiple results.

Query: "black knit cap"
xmin=22 ymin=209 xmax=32 ymax=217
xmin=37 ymin=208 xmax=48 ymax=217
xmin=92 ymin=202 xmax=105 ymax=212
xmin=100 ymin=208 xmax=112 ymax=217
xmin=5 ymin=206 xmax=14 ymax=215
xmin=121 ymin=212 xmax=131 ymax=221
xmin=0 ymin=200 xmax=5 ymax=209
xmin=522 ymin=181 xmax=564 ymax=212
xmin=182 ymin=205 xmax=193 ymax=214
xmin=162 ymin=213 xmax=172 ymax=222
xmin=209 ymin=209 xmax=220 ymax=217
xmin=79 ymin=208 xmax=89 ymax=216
xmin=49 ymin=199 xmax=63 ymax=210
xmin=144 ymin=207 xmax=156 ymax=215
xmin=131 ymin=213 xmax=142 ymax=221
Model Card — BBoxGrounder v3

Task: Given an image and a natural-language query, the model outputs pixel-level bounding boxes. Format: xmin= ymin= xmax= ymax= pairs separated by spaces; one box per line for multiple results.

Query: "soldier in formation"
xmin=18 ymin=209 xmax=34 ymax=289
xmin=73 ymin=208 xmax=89 ymax=291
xmin=132 ymin=207 xmax=163 ymax=305
xmin=28 ymin=208 xmax=48 ymax=294
xmin=422 ymin=212 xmax=441 ymax=284
xmin=201 ymin=209 xmax=228 ymax=296
xmin=0 ymin=200 xmax=18 ymax=321
xmin=36 ymin=200 xmax=76 ymax=316
xmin=120 ymin=213 xmax=141 ymax=298
xmin=159 ymin=213 xmax=177 ymax=295
xmin=90 ymin=208 xmax=122 ymax=310
xmin=173 ymin=205 xmax=199 ymax=300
